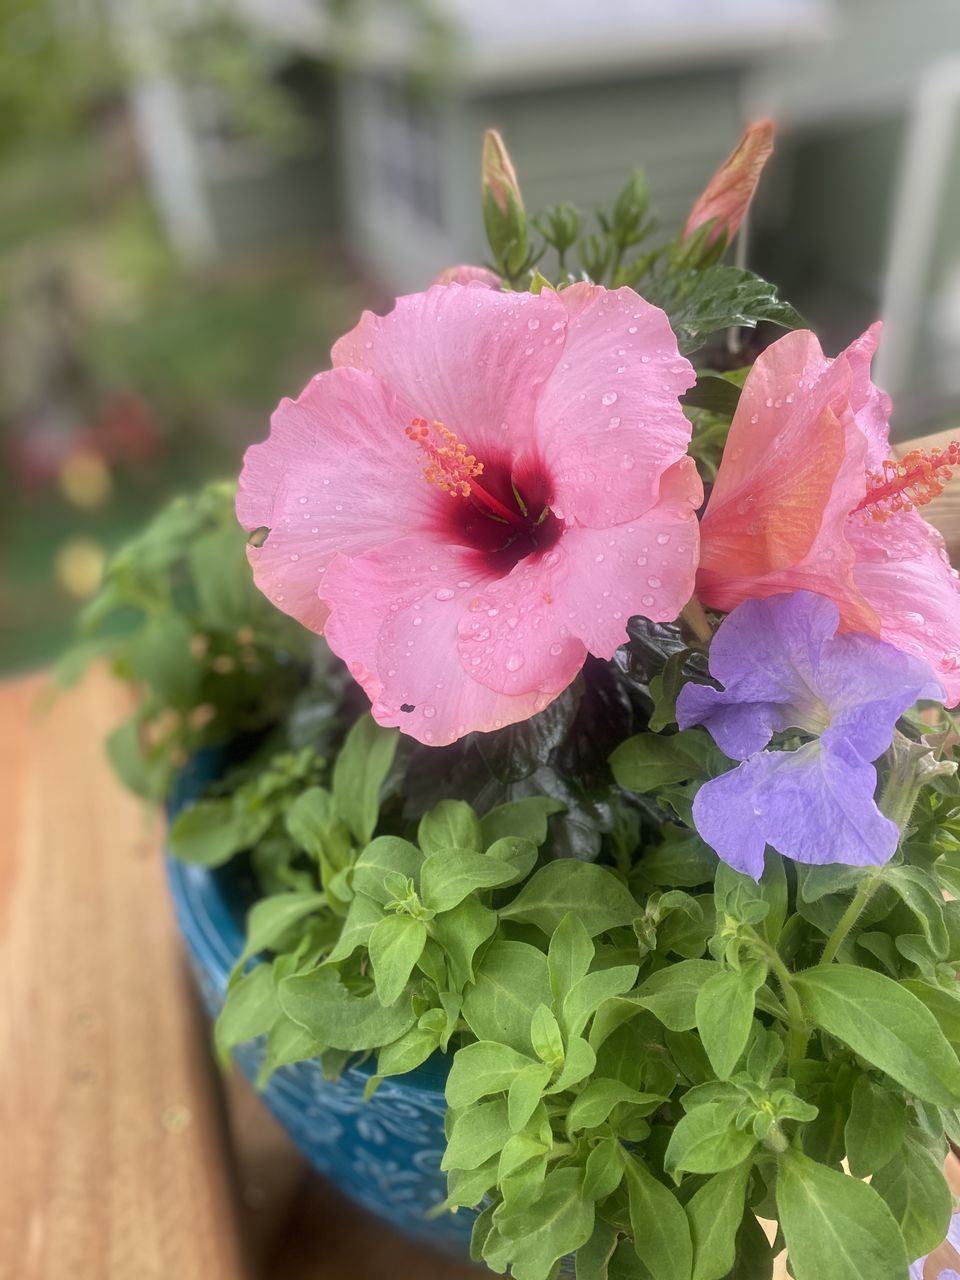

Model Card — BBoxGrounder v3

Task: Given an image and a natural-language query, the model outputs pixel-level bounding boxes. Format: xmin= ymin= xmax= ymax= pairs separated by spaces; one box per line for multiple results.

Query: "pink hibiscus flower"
xmin=238 ymin=282 xmax=701 ymax=745
xmin=697 ymin=323 xmax=960 ymax=702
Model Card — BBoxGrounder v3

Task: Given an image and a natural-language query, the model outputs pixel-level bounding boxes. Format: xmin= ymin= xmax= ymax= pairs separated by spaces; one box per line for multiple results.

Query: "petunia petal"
xmin=533 ymin=284 xmax=696 ymax=528
xmin=320 ymin=537 xmax=568 ymax=746
xmin=677 ymin=592 xmax=841 ymax=758
xmin=237 ymin=367 xmax=436 ymax=634
xmin=847 ymin=509 xmax=960 ymax=706
xmin=331 ymin=283 xmax=568 ymax=456
xmin=694 ymin=740 xmax=898 ymax=879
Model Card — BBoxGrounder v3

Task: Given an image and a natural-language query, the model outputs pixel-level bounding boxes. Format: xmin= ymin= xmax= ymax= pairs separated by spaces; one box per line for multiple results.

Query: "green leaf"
xmin=367 ymin=914 xmax=427 ymax=1006
xmin=285 ymin=787 xmax=350 ymax=864
xmin=639 ymin=827 xmax=719 ymax=888
xmin=870 ymin=1135 xmax=953 ymax=1261
xmin=501 ymin=862 xmax=639 ymax=937
xmin=508 ymin=1062 xmax=553 ymax=1132
xmin=727 ymin=1210 xmax=774 ymax=1280
xmin=576 ymin=1221 xmax=620 ymax=1280
xmin=331 ymin=715 xmax=399 ymax=846
xmin=351 ymin=836 xmax=422 ymax=904
xmin=233 ymin=891 xmax=328 ymax=977
xmin=695 ymin=962 xmax=765 ymax=1080
xmin=567 ymin=1079 xmax=664 ymax=1134
xmin=324 ymin=891 xmax=384 ymax=964
xmin=686 ymin=1164 xmax=751 ymax=1280
xmin=680 ymin=373 xmax=743 ymax=417
xmin=484 ymin=836 xmax=540 ymax=885
xmin=775 ymin=1148 xmax=908 ymax=1280
xmin=446 ymin=1040 xmax=538 ymax=1109
xmin=563 ymin=966 xmax=640 ymax=1040
xmin=646 ymin=264 xmax=803 ymax=356
xmin=531 ymin=1003 xmax=565 ymax=1068
xmin=168 ymin=799 xmax=252 ymax=868
xmin=442 ymin=1098 xmax=513 ymax=1172
xmin=792 ymin=964 xmax=960 ymax=1106
xmin=901 ymin=979 xmax=960 ymax=1053
xmin=885 ymin=865 xmax=949 ymax=956
xmin=256 ymin=1012 xmax=324 ymax=1087
xmin=610 ymin=729 xmax=726 ymax=792
xmin=420 ymin=846 xmax=529 ymax=913
xmin=636 ymin=960 xmax=722 ymax=1031
xmin=430 ymin=894 xmax=498 ymax=991
xmin=715 ymin=856 xmax=786 ymax=945
xmin=665 ymin=1105 xmax=756 ymax=1178
xmin=547 ymin=1036 xmax=597 ymax=1094
xmin=548 ymin=911 xmax=595 ymax=1006
xmin=496 ymin=1166 xmax=596 ymax=1280
xmin=461 ymin=940 xmax=553 ymax=1055
xmin=418 ymin=799 xmax=482 ymax=855
xmin=624 ymin=1153 xmax=693 ymax=1280
xmin=278 ymin=965 xmax=415 ymax=1051
xmin=583 ymin=1138 xmax=626 ymax=1202
xmin=375 ymin=1021 xmax=440 ymax=1079
xmin=843 ymin=1076 xmax=906 ymax=1177
xmin=480 ymin=796 xmax=565 ymax=848
xmin=214 ymin=963 xmax=278 ymax=1061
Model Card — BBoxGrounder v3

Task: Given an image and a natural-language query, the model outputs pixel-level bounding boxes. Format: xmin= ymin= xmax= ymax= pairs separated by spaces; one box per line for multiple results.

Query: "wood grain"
xmin=0 ymin=669 xmax=250 ymax=1280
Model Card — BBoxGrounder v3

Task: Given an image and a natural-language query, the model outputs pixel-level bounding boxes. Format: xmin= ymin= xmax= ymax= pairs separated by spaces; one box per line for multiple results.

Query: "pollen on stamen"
xmin=405 ymin=417 xmax=484 ymax=498
xmin=851 ymin=442 xmax=960 ymax=522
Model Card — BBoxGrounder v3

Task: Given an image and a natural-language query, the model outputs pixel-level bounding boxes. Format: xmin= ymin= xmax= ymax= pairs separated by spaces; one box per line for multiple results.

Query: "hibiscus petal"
xmin=847 ymin=509 xmax=960 ymax=705
xmin=320 ymin=537 xmax=568 ymax=746
xmin=456 ymin=457 xmax=701 ymax=696
xmin=534 ymin=284 xmax=696 ymax=528
xmin=694 ymin=740 xmax=898 ymax=879
xmin=331 ymin=283 xmax=567 ymax=456
xmin=237 ymin=367 xmax=436 ymax=634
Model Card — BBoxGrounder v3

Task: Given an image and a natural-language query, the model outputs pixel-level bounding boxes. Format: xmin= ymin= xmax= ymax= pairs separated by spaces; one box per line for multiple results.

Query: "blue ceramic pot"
xmin=164 ymin=754 xmax=475 ymax=1255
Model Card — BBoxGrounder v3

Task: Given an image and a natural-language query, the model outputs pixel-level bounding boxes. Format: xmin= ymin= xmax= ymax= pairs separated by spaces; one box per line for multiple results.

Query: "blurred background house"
xmin=3 ymin=0 xmax=960 ymax=672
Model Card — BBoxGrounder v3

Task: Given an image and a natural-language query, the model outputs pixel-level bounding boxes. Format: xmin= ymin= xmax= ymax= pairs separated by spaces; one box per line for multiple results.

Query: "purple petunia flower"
xmin=910 ymin=1209 xmax=960 ymax=1278
xmin=676 ymin=591 xmax=943 ymax=879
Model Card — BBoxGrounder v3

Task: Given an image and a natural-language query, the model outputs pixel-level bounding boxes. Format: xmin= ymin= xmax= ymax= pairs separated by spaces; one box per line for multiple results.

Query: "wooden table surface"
xmin=3 ymin=428 xmax=960 ymax=1280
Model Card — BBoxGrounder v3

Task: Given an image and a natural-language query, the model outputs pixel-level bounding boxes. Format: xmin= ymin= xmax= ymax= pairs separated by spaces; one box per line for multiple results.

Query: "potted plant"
xmin=72 ymin=124 xmax=960 ymax=1280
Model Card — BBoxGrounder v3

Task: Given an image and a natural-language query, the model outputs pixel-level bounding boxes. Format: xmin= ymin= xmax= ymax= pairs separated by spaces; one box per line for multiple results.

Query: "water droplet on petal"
xmin=647 ymin=575 xmax=662 ymax=588
xmin=656 ymin=533 xmax=671 ymax=546
xmin=549 ymin=642 xmax=563 ymax=656
xmin=435 ymin=587 xmax=455 ymax=601
xmin=505 ymin=653 xmax=525 ymax=672
xmin=527 ymin=318 xmax=540 ymax=331
xmin=289 ymin=553 xmax=300 ymax=561
xmin=423 ymin=705 xmax=436 ymax=719
xmin=641 ymin=594 xmax=654 ymax=608
xmin=601 ymin=391 xmax=618 ymax=407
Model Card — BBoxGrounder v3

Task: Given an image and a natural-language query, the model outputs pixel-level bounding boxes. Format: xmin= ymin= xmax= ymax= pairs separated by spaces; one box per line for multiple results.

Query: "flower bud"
xmin=481 ymin=129 xmax=529 ymax=279
xmin=682 ymin=120 xmax=776 ymax=250
xmin=432 ymin=263 xmax=501 ymax=289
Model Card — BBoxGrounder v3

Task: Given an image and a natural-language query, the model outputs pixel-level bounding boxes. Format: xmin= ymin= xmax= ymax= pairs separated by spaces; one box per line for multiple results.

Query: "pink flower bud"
xmin=432 ymin=264 xmax=501 ymax=289
xmin=682 ymin=120 xmax=776 ymax=247
xmin=482 ymin=129 xmax=524 ymax=215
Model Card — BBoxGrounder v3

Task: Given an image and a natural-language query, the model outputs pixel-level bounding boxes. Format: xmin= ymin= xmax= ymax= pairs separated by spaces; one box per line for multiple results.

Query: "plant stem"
xmin=820 ymin=875 xmax=882 ymax=965
xmin=680 ymin=597 xmax=713 ymax=647
xmin=762 ymin=945 xmax=809 ymax=1071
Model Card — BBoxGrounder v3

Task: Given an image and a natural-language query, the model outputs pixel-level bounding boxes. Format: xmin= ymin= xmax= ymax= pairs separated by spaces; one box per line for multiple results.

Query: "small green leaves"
xmin=695 ymin=961 xmax=766 ymax=1080
xmin=624 ymin=1154 xmax=693 ymax=1280
xmin=843 ymin=1077 xmax=906 ymax=1177
xmin=685 ymin=1164 xmax=751 ymax=1280
xmin=232 ymin=891 xmax=327 ymax=977
xmin=776 ymin=1149 xmax=908 ymax=1280
xmin=645 ymin=264 xmax=803 ymax=355
xmin=664 ymin=1104 xmax=756 ymax=1178
xmin=446 ymin=1041 xmax=539 ymax=1109
xmin=367 ymin=915 xmax=427 ymax=1005
xmin=500 ymin=861 xmax=639 ymax=936
xmin=610 ymin=729 xmax=725 ymax=792
xmin=870 ymin=1135 xmax=953 ymax=1261
xmin=635 ymin=960 xmax=721 ymax=1031
xmin=420 ymin=844 xmax=534 ymax=912
xmin=793 ymin=964 xmax=960 ymax=1106
xmin=461 ymin=941 xmax=553 ymax=1054
xmin=331 ymin=715 xmax=399 ymax=846
xmin=418 ymin=799 xmax=482 ymax=855
xmin=279 ymin=965 xmax=415 ymax=1051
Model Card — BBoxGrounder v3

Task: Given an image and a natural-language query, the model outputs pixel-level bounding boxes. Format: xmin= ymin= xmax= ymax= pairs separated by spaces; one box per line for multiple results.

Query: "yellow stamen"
xmin=405 ymin=417 xmax=484 ymax=498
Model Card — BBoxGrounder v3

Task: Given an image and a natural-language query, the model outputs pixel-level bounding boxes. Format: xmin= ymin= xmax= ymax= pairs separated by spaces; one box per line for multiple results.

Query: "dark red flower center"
xmin=408 ymin=417 xmax=562 ymax=574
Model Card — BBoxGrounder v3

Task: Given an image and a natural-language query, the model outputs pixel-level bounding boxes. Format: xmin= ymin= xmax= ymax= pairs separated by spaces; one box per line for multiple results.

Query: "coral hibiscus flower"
xmin=697 ymin=324 xmax=960 ymax=702
xmin=238 ymin=282 xmax=701 ymax=744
